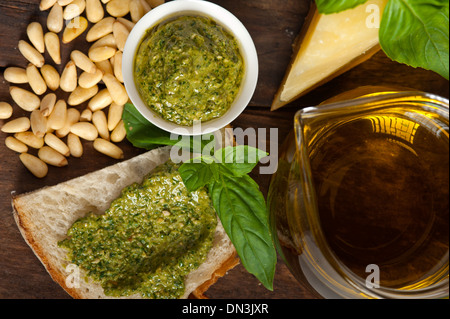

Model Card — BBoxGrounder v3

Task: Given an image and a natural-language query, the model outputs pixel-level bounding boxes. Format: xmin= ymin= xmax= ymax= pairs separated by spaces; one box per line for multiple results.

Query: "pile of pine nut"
xmin=1 ymin=0 xmax=165 ymax=178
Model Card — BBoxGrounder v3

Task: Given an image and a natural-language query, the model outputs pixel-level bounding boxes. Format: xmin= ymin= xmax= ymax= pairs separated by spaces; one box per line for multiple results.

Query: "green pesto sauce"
xmin=134 ymin=15 xmax=244 ymax=126
xmin=58 ymin=162 xmax=217 ymax=299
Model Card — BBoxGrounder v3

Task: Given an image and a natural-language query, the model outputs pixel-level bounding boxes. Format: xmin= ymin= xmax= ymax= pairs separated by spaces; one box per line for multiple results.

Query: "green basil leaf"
xmin=122 ymin=103 xmax=177 ymax=150
xmin=122 ymin=103 xmax=216 ymax=152
xmin=179 ymin=160 xmax=219 ymax=192
xmin=380 ymin=0 xmax=449 ymax=80
xmin=209 ymin=174 xmax=277 ymax=291
xmin=214 ymin=146 xmax=269 ymax=177
xmin=315 ymin=0 xmax=368 ymax=14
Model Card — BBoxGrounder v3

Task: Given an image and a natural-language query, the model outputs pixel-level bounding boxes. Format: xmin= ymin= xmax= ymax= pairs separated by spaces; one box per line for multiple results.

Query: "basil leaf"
xmin=209 ymin=174 xmax=277 ymax=291
xmin=122 ymin=103 xmax=177 ymax=150
xmin=122 ymin=103 xmax=215 ymax=152
xmin=315 ymin=0 xmax=368 ymax=14
xmin=178 ymin=160 xmax=219 ymax=192
xmin=214 ymin=146 xmax=269 ymax=177
xmin=380 ymin=0 xmax=449 ymax=80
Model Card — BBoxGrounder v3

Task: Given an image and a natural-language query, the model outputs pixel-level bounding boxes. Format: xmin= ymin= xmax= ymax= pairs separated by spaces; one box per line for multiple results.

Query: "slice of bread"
xmin=12 ymin=146 xmax=238 ymax=299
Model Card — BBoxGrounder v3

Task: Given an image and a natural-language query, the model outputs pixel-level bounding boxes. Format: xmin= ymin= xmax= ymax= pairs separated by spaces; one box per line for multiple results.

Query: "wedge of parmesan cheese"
xmin=272 ymin=0 xmax=388 ymax=110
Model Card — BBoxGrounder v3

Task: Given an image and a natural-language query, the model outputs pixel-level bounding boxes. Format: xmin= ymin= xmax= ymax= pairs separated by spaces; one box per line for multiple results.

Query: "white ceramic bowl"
xmin=122 ymin=0 xmax=259 ymax=136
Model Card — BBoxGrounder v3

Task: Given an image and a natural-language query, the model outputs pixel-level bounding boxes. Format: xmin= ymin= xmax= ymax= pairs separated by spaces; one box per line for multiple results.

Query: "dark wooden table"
xmin=0 ymin=0 xmax=448 ymax=299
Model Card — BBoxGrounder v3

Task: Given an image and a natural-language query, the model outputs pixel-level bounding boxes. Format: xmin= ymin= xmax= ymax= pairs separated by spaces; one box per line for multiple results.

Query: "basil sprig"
xmin=315 ymin=0 xmax=449 ymax=80
xmin=123 ymin=104 xmax=277 ymax=290
xmin=179 ymin=146 xmax=277 ymax=291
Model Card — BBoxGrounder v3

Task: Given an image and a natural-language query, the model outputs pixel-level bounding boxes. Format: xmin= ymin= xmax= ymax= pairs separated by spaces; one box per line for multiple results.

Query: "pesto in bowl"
xmin=134 ymin=16 xmax=244 ymax=126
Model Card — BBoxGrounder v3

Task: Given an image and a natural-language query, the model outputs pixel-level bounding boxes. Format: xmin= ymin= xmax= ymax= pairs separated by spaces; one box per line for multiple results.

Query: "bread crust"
xmin=192 ymin=253 xmax=240 ymax=299
xmin=13 ymin=197 xmax=85 ymax=299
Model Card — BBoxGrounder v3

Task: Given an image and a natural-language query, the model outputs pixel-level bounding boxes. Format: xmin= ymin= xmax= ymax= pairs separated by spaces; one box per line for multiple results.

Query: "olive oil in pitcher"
xmin=311 ymin=113 xmax=449 ymax=289
xmin=269 ymin=90 xmax=449 ymax=298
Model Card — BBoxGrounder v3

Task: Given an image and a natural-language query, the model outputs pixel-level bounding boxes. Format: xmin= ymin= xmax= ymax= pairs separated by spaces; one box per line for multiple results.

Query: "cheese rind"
xmin=272 ymin=0 xmax=388 ymax=110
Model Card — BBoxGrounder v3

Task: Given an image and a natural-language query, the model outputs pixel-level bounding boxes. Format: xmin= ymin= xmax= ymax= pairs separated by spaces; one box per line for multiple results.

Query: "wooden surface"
xmin=0 ymin=0 xmax=448 ymax=300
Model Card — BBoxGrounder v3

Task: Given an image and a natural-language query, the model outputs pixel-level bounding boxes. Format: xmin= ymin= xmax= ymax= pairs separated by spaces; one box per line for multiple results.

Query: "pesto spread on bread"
xmin=134 ymin=15 xmax=244 ymax=126
xmin=59 ymin=161 xmax=217 ymax=299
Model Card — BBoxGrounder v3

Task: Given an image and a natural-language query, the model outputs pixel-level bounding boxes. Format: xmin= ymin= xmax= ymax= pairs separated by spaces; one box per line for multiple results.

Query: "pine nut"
xmin=86 ymin=16 xmax=115 ymax=42
xmin=139 ymin=0 xmax=151 ymax=13
xmin=15 ymin=132 xmax=45 ymax=149
xmin=116 ymin=18 xmax=135 ymax=32
xmin=58 ymin=0 xmax=76 ymax=6
xmin=110 ymin=120 xmax=126 ymax=143
xmin=102 ymin=73 xmax=128 ymax=105
xmin=92 ymin=110 xmax=109 ymax=140
xmin=1 ymin=117 xmax=31 ymax=133
xmin=55 ymin=107 xmax=81 ymax=137
xmin=86 ymin=0 xmax=104 ymax=23
xmin=107 ymin=102 xmax=123 ymax=131
xmin=44 ymin=132 xmax=70 ymax=156
xmin=90 ymin=33 xmax=117 ymax=50
xmin=88 ymin=88 xmax=112 ymax=111
xmin=112 ymin=21 xmax=129 ymax=52
xmin=18 ymin=40 xmax=45 ymax=68
xmin=47 ymin=99 xmax=67 ymax=130
xmin=44 ymin=32 xmax=61 ymax=64
xmin=88 ymin=45 xmax=116 ymax=62
xmin=71 ymin=50 xmax=97 ymax=74
xmin=40 ymin=65 xmax=61 ymax=91
xmin=0 ymin=102 xmax=14 ymax=120
xmin=63 ymin=16 xmax=88 ymax=43
xmin=47 ymin=3 xmax=64 ymax=33
xmin=27 ymin=22 xmax=45 ymax=54
xmin=30 ymin=109 xmax=48 ymax=138
xmin=5 ymin=136 xmax=28 ymax=153
xmin=60 ymin=61 xmax=77 ymax=92
xmin=67 ymin=85 xmax=99 ymax=106
xmin=130 ymin=0 xmax=144 ymax=23
xmin=4 ymin=67 xmax=28 ymax=84
xmin=67 ymin=133 xmax=83 ymax=157
xmin=20 ymin=153 xmax=48 ymax=178
xmin=113 ymin=50 xmax=123 ymax=82
xmin=26 ymin=63 xmax=47 ymax=95
xmin=79 ymin=68 xmax=104 ymax=88
xmin=40 ymin=0 xmax=58 ymax=11
xmin=95 ymin=60 xmax=114 ymax=75
xmin=93 ymin=138 xmax=124 ymax=159
xmin=147 ymin=0 xmax=164 ymax=8
xmin=106 ymin=0 xmax=131 ymax=18
xmin=9 ymin=87 xmax=41 ymax=112
xmin=38 ymin=146 xmax=68 ymax=167
xmin=80 ymin=108 xmax=93 ymax=122
xmin=63 ymin=0 xmax=86 ymax=20
xmin=70 ymin=122 xmax=99 ymax=141
xmin=40 ymin=93 xmax=57 ymax=116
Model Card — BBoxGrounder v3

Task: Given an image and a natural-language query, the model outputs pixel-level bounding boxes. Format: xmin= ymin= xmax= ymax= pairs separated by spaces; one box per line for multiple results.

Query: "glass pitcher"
xmin=268 ymin=87 xmax=449 ymax=299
